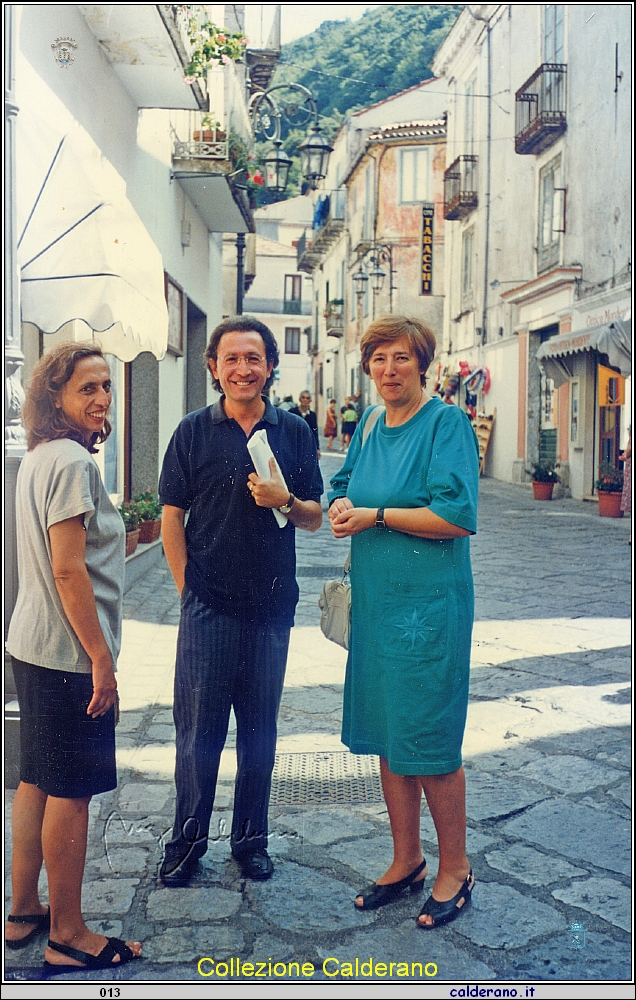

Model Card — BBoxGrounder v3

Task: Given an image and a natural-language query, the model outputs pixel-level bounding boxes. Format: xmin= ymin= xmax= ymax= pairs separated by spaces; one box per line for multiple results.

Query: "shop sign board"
xmin=421 ymin=205 xmax=434 ymax=295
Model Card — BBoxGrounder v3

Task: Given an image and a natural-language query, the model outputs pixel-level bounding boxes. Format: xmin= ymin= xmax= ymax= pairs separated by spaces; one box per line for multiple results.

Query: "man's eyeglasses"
xmin=217 ymin=354 xmax=268 ymax=367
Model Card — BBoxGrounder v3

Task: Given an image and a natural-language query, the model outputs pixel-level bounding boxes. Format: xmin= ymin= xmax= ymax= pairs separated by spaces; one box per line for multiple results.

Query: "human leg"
xmin=231 ymin=623 xmax=290 ymax=860
xmin=164 ymin=594 xmax=235 ymax=874
xmin=42 ymin=795 xmax=141 ymax=966
xmin=354 ymin=758 xmax=427 ymax=908
xmin=5 ymin=781 xmax=49 ymax=945
xmin=418 ymin=767 xmax=472 ymax=927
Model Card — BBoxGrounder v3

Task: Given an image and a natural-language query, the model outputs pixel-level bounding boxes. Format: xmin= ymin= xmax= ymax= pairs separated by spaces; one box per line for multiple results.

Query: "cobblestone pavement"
xmin=5 ymin=460 xmax=632 ymax=983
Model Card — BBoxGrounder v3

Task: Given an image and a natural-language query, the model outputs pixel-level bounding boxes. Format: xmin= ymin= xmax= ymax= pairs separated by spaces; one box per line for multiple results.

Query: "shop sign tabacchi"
xmin=421 ymin=205 xmax=434 ymax=296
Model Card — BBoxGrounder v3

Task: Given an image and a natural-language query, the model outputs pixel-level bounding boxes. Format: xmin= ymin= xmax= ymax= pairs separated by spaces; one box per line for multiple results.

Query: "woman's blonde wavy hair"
xmin=23 ymin=342 xmax=112 ymax=453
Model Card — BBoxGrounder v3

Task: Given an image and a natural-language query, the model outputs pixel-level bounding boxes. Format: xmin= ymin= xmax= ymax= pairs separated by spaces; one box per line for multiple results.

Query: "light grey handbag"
xmin=318 ymin=405 xmax=384 ymax=649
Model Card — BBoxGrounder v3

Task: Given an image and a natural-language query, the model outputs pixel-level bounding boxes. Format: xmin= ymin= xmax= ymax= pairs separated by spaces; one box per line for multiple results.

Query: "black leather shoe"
xmin=233 ymin=849 xmax=274 ymax=881
xmin=159 ymin=851 xmax=201 ymax=887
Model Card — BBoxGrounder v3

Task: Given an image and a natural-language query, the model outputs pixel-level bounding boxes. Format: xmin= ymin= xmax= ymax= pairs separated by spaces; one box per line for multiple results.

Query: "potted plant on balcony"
xmin=134 ymin=489 xmax=164 ymax=543
xmin=529 ymin=461 xmax=560 ymax=500
xmin=180 ymin=11 xmax=247 ymax=81
xmin=595 ymin=463 xmax=624 ymax=517
xmin=193 ymin=114 xmax=226 ymax=143
xmin=119 ymin=501 xmax=141 ymax=557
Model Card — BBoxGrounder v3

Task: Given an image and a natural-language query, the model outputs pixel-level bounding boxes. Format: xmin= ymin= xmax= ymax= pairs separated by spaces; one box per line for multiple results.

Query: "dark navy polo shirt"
xmin=158 ymin=397 xmax=323 ymax=626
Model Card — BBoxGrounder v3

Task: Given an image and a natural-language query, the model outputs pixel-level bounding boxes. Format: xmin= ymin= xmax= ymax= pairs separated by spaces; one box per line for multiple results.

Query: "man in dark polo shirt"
xmin=290 ymin=390 xmax=320 ymax=456
xmin=158 ymin=316 xmax=323 ymax=884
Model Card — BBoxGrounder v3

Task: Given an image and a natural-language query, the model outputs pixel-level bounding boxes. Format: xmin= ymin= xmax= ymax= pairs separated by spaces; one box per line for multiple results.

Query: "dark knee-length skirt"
xmin=12 ymin=658 xmax=117 ymax=798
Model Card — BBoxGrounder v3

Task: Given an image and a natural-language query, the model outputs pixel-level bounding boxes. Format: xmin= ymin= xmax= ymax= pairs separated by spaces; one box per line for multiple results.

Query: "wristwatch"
xmin=278 ymin=493 xmax=295 ymax=514
xmin=375 ymin=508 xmax=387 ymax=529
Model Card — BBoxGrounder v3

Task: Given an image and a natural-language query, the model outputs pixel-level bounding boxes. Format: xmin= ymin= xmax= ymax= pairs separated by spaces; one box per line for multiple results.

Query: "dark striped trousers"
xmin=165 ymin=586 xmax=290 ymax=865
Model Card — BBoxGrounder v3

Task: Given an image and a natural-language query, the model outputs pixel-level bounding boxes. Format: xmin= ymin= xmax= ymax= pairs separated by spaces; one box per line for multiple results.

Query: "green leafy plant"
xmin=178 ymin=6 xmax=247 ymax=81
xmin=200 ymin=114 xmax=224 ymax=132
xmin=529 ymin=461 xmax=560 ymax=483
xmin=595 ymin=462 xmax=624 ymax=493
xmin=118 ymin=501 xmax=141 ymax=533
xmin=132 ymin=489 xmax=163 ymax=522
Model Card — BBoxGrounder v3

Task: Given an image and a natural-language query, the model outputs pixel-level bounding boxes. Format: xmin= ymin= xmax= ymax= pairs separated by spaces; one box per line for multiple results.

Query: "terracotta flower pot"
xmin=598 ymin=491 xmax=624 ymax=518
xmin=125 ymin=528 xmax=140 ymax=557
xmin=532 ymin=481 xmax=554 ymax=501
xmin=138 ymin=518 xmax=162 ymax=544
xmin=193 ymin=129 xmax=226 ymax=142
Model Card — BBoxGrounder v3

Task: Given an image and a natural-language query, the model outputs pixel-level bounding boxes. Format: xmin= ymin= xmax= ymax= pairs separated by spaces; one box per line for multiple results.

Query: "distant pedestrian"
xmin=324 ymin=400 xmax=338 ymax=450
xmin=341 ymin=399 xmax=359 ymax=452
xmin=620 ymin=427 xmax=631 ymax=543
xmin=290 ymin=391 xmax=320 ymax=457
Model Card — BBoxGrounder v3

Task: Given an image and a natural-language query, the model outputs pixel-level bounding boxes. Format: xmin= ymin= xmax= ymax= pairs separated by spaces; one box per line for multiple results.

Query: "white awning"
xmin=18 ymin=126 xmax=168 ymax=362
xmin=536 ymin=319 xmax=632 ymax=387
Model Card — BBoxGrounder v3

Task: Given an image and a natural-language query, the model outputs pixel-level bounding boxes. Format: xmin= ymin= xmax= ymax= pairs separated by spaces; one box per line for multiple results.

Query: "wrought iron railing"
xmin=515 ymin=64 xmax=567 ymax=155
xmin=443 ymin=155 xmax=478 ymax=220
xmin=283 ymin=300 xmax=302 ymax=314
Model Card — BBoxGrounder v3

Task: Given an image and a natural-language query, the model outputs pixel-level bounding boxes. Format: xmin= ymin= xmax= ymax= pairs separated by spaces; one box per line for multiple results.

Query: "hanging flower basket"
xmin=138 ymin=517 xmax=162 ymax=544
xmin=532 ymin=481 xmax=555 ymax=501
xmin=125 ymin=528 xmax=141 ymax=557
xmin=598 ymin=492 xmax=623 ymax=518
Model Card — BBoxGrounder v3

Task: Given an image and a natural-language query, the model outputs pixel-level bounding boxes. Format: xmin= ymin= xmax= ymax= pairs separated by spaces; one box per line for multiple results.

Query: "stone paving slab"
xmin=504 ymin=932 xmax=632 ymax=982
xmin=451 ymin=882 xmax=565 ymax=949
xmin=551 ymin=877 xmax=632 ymax=932
xmin=502 ymin=799 xmax=631 ymax=875
xmin=484 ymin=845 xmax=588 ymax=886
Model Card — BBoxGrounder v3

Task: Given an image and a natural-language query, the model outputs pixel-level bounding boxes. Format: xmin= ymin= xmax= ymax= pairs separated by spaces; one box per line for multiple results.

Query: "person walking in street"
xmin=5 ymin=343 xmax=141 ymax=971
xmin=324 ymin=399 xmax=338 ymax=450
xmin=328 ymin=316 xmax=479 ymax=929
xmin=290 ymin=390 xmax=320 ymax=457
xmin=619 ymin=427 xmax=631 ymax=543
xmin=158 ymin=316 xmax=323 ymax=884
xmin=341 ymin=398 xmax=359 ymax=452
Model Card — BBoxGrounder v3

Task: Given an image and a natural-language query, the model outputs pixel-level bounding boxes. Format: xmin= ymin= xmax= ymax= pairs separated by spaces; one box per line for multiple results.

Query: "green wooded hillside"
xmin=275 ymin=5 xmax=463 ymax=117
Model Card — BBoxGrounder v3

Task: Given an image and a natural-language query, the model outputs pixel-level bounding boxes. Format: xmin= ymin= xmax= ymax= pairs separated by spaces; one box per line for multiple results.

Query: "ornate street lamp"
xmin=352 ymin=265 xmax=369 ymax=298
xmin=250 ymin=83 xmax=333 ymax=193
xmin=297 ymin=125 xmax=334 ymax=189
xmin=263 ymin=140 xmax=292 ymax=194
xmin=368 ymin=264 xmax=386 ymax=294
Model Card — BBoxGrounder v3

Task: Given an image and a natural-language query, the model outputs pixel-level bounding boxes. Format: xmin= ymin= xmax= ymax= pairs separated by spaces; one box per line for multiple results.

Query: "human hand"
xmin=248 ymin=457 xmax=290 ymax=509
xmin=328 ymin=497 xmax=353 ymax=525
xmin=88 ymin=656 xmax=117 ymax=718
xmin=330 ymin=506 xmax=376 ymax=538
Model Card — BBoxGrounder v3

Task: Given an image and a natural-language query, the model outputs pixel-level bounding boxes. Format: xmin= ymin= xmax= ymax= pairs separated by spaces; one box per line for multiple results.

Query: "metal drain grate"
xmin=271 ymin=751 xmax=382 ymax=805
xmin=296 ymin=566 xmax=344 ymax=578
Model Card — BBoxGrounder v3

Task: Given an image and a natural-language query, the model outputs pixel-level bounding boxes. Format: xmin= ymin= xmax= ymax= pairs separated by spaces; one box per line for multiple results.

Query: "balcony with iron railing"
xmin=444 ymin=155 xmax=478 ymax=220
xmin=311 ymin=189 xmax=346 ymax=255
xmin=297 ymin=230 xmax=322 ymax=274
xmin=515 ymin=64 xmax=567 ymax=155
xmin=324 ymin=300 xmax=345 ymax=337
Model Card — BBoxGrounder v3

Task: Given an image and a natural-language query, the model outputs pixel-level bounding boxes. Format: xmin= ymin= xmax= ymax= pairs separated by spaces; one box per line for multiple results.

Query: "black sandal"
xmin=43 ymin=937 xmax=139 ymax=971
xmin=355 ymin=859 xmax=427 ymax=910
xmin=5 ymin=907 xmax=50 ymax=950
xmin=417 ymin=869 xmax=474 ymax=929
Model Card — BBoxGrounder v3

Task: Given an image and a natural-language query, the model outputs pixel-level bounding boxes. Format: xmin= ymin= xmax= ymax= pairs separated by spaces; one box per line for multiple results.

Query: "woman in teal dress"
xmin=328 ymin=316 xmax=479 ymax=929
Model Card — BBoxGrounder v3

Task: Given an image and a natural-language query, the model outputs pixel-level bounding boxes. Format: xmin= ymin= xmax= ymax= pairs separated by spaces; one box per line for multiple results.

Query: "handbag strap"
xmin=362 ymin=405 xmax=385 ymax=445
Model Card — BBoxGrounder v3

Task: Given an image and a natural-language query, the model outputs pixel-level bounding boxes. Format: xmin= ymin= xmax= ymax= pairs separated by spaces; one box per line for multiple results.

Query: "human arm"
xmin=249 ymin=458 xmax=322 ymax=532
xmin=162 ymin=505 xmax=188 ymax=595
xmin=48 ymin=515 xmax=116 ymax=718
xmin=329 ymin=505 xmax=471 ymax=539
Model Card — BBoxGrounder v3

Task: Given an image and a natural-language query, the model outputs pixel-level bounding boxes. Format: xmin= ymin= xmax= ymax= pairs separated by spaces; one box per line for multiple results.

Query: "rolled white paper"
xmin=247 ymin=429 xmax=288 ymax=528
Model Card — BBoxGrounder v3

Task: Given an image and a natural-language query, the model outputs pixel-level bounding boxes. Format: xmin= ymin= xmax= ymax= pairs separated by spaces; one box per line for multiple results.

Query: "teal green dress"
xmin=328 ymin=397 xmax=479 ymax=775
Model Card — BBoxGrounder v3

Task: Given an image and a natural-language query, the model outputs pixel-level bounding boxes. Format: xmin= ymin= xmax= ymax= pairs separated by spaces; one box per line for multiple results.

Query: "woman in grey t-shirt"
xmin=5 ymin=343 xmax=141 ymax=970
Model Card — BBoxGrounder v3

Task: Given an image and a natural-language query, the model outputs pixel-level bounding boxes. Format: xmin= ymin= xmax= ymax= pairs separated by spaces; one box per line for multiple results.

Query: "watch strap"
xmin=375 ymin=507 xmax=386 ymax=529
xmin=278 ymin=493 xmax=295 ymax=514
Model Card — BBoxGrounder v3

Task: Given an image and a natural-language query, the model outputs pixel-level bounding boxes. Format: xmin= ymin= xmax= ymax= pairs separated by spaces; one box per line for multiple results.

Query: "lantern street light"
xmin=297 ymin=125 xmax=334 ymax=189
xmin=353 ymin=244 xmax=395 ymax=312
xmin=263 ymin=140 xmax=293 ymax=194
xmin=250 ymin=83 xmax=333 ymax=193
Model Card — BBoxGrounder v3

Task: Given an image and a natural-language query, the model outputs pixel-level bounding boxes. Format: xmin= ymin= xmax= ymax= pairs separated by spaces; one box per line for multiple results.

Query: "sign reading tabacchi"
xmin=421 ymin=205 xmax=434 ymax=295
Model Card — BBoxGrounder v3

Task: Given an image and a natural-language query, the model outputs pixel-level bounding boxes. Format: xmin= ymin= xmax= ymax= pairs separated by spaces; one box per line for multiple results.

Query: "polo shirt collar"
xmin=210 ymin=397 xmax=279 ymax=425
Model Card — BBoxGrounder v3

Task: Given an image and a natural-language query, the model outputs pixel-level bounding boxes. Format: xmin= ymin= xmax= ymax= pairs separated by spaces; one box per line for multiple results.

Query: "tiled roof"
xmin=369 ymin=118 xmax=447 ymax=140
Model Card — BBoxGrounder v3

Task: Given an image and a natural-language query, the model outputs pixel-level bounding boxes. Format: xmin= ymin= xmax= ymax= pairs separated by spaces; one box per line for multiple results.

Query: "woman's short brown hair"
xmin=23 ymin=342 xmax=112 ymax=452
xmin=360 ymin=316 xmax=436 ymax=386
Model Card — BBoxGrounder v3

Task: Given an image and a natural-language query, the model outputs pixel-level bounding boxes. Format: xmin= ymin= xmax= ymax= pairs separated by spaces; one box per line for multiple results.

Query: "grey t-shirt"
xmin=7 ymin=438 xmax=125 ymax=674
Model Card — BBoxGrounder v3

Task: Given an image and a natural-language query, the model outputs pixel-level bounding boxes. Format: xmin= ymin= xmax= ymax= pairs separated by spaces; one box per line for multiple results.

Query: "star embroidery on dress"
xmin=393 ymin=608 xmax=431 ymax=650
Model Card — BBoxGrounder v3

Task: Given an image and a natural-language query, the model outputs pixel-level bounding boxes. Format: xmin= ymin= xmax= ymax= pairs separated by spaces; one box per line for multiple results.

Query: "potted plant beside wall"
xmin=595 ymin=463 xmax=624 ymax=517
xmin=529 ymin=461 xmax=560 ymax=500
xmin=134 ymin=489 xmax=163 ymax=543
xmin=119 ymin=502 xmax=141 ymax=556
